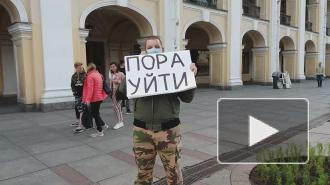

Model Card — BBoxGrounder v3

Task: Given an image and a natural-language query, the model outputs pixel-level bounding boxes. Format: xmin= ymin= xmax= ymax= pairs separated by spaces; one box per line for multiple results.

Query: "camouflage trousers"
xmin=133 ymin=125 xmax=183 ymax=185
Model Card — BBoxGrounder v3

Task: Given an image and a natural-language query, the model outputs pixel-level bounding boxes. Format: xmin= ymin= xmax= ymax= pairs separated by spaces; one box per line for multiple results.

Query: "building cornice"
xmin=79 ymin=29 xmax=90 ymax=43
xmin=8 ymin=22 xmax=32 ymax=42
xmin=207 ymin=42 xmax=227 ymax=51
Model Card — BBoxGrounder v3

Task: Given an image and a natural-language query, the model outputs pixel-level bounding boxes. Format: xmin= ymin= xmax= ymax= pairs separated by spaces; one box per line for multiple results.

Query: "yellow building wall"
xmin=30 ymin=0 xmax=45 ymax=105
xmin=209 ymin=47 xmax=228 ymax=87
xmin=72 ymin=0 xmax=162 ymax=66
xmin=0 ymin=0 xmax=45 ymax=105
xmin=326 ymin=55 xmax=330 ymax=76
xmin=305 ymin=54 xmax=318 ymax=78
xmin=2 ymin=0 xmax=328 ymax=108
xmin=241 ymin=19 xmax=269 ymax=42
xmin=254 ymin=50 xmax=270 ymax=83
xmin=283 ymin=52 xmax=298 ymax=79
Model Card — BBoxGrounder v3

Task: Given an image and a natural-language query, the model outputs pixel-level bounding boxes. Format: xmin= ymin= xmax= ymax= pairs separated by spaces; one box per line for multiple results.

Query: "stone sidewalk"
xmin=194 ymin=117 xmax=330 ymax=185
xmin=193 ymin=81 xmax=330 ymax=185
xmin=0 ymin=80 xmax=329 ymax=185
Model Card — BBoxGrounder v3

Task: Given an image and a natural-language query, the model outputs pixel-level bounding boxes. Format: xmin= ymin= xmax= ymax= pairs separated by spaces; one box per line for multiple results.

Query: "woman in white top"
xmin=109 ymin=62 xmax=125 ymax=129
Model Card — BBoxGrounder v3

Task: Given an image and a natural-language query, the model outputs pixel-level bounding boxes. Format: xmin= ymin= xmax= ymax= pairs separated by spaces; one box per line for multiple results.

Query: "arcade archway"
xmin=279 ymin=36 xmax=297 ymax=79
xmin=241 ymin=30 xmax=268 ymax=85
xmin=184 ymin=21 xmax=225 ymax=87
xmin=83 ymin=6 xmax=154 ymax=77
xmin=304 ymin=40 xmax=317 ymax=79
xmin=0 ymin=4 xmax=17 ymax=106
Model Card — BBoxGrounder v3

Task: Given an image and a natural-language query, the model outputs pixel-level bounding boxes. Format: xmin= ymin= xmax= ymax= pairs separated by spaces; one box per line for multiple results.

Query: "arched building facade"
xmin=1 ymin=0 xmax=329 ymax=111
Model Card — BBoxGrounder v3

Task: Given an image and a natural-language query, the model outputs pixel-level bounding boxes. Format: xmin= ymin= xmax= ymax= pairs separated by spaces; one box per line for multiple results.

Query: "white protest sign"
xmin=124 ymin=50 xmax=197 ymax=99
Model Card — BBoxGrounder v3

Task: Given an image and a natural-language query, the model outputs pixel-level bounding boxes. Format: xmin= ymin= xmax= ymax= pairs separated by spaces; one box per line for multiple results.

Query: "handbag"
xmin=115 ymin=88 xmax=128 ymax=100
xmin=81 ymin=104 xmax=93 ymax=129
xmin=109 ymin=73 xmax=127 ymax=100
xmin=102 ymin=78 xmax=112 ymax=95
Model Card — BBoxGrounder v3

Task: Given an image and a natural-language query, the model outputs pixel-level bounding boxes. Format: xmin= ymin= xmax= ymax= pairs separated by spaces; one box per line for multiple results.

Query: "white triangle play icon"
xmin=249 ymin=115 xmax=279 ymax=147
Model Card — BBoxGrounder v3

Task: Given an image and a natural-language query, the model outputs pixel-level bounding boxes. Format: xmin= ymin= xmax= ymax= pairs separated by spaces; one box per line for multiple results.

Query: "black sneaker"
xmin=73 ymin=127 xmax=84 ymax=134
xmin=71 ymin=122 xmax=79 ymax=127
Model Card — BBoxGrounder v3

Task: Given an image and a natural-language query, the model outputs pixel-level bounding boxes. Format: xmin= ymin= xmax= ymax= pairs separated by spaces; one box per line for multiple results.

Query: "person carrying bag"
xmin=81 ymin=103 xmax=93 ymax=129
xmin=109 ymin=62 xmax=126 ymax=130
xmin=82 ymin=63 xmax=109 ymax=137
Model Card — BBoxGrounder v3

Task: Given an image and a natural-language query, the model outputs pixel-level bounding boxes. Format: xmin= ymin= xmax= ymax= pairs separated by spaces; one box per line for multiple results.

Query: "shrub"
xmin=251 ymin=143 xmax=330 ymax=185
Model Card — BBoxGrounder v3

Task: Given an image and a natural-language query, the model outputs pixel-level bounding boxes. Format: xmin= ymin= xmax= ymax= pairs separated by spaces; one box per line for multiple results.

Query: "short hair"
xmin=144 ymin=36 xmax=163 ymax=51
xmin=87 ymin=63 xmax=96 ymax=72
xmin=74 ymin=62 xmax=83 ymax=68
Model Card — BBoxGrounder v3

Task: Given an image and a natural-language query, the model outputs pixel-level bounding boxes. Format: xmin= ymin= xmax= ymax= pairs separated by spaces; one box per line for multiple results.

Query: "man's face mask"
xmin=147 ymin=47 xmax=162 ymax=54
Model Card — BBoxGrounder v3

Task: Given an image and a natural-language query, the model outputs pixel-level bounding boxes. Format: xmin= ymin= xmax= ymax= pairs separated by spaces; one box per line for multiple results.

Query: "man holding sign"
xmin=120 ymin=36 xmax=197 ymax=185
xmin=124 ymin=48 xmax=197 ymax=99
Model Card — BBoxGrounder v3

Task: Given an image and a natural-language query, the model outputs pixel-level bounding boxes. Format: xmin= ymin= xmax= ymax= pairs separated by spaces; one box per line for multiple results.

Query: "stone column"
xmin=0 ymin=34 xmax=7 ymax=96
xmin=79 ymin=29 xmax=89 ymax=67
xmin=207 ymin=43 xmax=228 ymax=89
xmin=227 ymin=0 xmax=243 ymax=87
xmin=39 ymin=0 xmax=75 ymax=111
xmin=251 ymin=47 xmax=271 ymax=85
xmin=318 ymin=0 xmax=326 ymax=66
xmin=269 ymin=0 xmax=281 ymax=81
xmin=326 ymin=53 xmax=330 ymax=77
xmin=0 ymin=35 xmax=16 ymax=96
xmin=297 ymin=0 xmax=306 ymax=80
xmin=164 ymin=0 xmax=180 ymax=51
xmin=305 ymin=52 xmax=318 ymax=79
xmin=282 ymin=50 xmax=299 ymax=81
xmin=8 ymin=22 xmax=34 ymax=106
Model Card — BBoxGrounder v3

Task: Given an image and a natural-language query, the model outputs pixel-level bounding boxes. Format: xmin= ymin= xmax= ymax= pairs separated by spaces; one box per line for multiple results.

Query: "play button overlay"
xmin=249 ymin=116 xmax=279 ymax=147
xmin=217 ymin=98 xmax=308 ymax=164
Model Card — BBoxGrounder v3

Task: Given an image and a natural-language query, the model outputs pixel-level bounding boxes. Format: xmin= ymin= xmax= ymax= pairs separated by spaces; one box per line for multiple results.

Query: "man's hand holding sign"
xmin=125 ymin=36 xmax=197 ymax=185
xmin=124 ymin=50 xmax=197 ymax=99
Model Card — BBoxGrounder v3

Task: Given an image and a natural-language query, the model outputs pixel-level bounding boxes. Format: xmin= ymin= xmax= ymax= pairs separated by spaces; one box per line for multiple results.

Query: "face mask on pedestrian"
xmin=145 ymin=39 xmax=163 ymax=54
xmin=146 ymin=47 xmax=162 ymax=54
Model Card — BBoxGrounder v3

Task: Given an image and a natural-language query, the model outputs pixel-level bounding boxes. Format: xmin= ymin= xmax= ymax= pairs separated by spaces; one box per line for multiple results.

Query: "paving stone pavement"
xmin=193 ymin=81 xmax=330 ymax=185
xmin=0 ymin=80 xmax=330 ymax=185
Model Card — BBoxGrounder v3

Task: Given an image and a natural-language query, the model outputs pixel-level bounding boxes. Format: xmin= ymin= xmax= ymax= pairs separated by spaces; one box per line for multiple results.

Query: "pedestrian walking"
xmin=316 ymin=62 xmax=325 ymax=87
xmin=110 ymin=62 xmax=125 ymax=130
xmin=272 ymin=71 xmax=281 ymax=89
xmin=120 ymin=36 xmax=198 ymax=185
xmin=70 ymin=62 xmax=86 ymax=132
xmin=82 ymin=63 xmax=109 ymax=137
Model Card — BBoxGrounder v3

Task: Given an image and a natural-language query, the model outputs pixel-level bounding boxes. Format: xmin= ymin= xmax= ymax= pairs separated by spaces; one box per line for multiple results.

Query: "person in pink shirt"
xmin=82 ymin=63 xmax=108 ymax=137
xmin=109 ymin=62 xmax=125 ymax=130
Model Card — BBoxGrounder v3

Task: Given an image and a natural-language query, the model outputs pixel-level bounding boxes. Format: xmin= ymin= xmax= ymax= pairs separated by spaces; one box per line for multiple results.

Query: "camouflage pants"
xmin=133 ymin=125 xmax=183 ymax=185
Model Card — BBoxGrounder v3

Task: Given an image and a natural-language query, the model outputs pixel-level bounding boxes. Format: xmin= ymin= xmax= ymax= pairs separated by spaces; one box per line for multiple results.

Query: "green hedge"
xmin=252 ymin=143 xmax=329 ymax=185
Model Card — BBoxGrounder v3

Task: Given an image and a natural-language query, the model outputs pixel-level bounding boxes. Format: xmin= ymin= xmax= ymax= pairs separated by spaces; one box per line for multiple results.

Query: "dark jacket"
xmin=119 ymin=79 xmax=195 ymax=131
xmin=71 ymin=71 xmax=86 ymax=97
